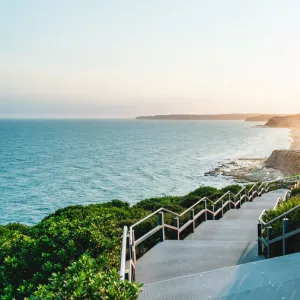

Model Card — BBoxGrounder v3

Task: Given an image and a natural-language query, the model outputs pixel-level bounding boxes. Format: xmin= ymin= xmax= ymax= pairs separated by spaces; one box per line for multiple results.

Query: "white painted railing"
xmin=119 ymin=179 xmax=292 ymax=281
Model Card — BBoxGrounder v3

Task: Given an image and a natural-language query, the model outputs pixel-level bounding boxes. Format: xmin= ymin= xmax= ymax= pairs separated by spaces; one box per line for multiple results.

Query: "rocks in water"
xmin=205 ymin=158 xmax=283 ymax=183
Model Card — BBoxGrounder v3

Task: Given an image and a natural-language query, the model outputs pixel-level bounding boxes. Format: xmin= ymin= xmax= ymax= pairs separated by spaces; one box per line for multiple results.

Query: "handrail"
xmin=258 ymin=190 xmax=293 ymax=226
xmin=247 ymin=183 xmax=258 ymax=194
xmin=131 ymin=193 xmax=229 ymax=231
xmin=259 ymin=203 xmax=300 ymax=227
xmin=120 ymin=176 xmax=300 ymax=281
xmin=131 ymin=178 xmax=285 ymax=232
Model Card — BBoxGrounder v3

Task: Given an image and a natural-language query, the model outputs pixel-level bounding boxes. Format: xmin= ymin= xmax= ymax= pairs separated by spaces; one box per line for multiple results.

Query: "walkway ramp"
xmin=140 ymin=252 xmax=300 ymax=300
xmin=137 ymin=189 xmax=290 ymax=299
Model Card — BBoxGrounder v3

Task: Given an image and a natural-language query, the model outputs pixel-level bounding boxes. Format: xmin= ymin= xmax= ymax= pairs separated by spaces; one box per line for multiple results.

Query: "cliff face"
xmin=265 ymin=150 xmax=300 ymax=175
xmin=265 ymin=114 xmax=300 ymax=128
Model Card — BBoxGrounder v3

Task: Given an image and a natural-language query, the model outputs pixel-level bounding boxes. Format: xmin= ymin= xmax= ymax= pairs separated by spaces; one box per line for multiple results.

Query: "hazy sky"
xmin=1 ymin=0 xmax=300 ymax=118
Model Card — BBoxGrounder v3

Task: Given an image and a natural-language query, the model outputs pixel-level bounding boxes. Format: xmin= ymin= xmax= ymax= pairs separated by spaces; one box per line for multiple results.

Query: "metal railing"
xmin=119 ymin=178 xmax=292 ymax=281
xmin=258 ymin=178 xmax=300 ymax=258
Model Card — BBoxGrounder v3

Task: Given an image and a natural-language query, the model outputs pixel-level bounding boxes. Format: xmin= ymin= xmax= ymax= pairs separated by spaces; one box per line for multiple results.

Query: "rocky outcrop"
xmin=265 ymin=114 xmax=300 ymax=128
xmin=265 ymin=150 xmax=300 ymax=175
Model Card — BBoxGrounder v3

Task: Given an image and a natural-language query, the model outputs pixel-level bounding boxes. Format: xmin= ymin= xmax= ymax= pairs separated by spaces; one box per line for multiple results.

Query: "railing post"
xmin=173 ymin=217 xmax=180 ymax=240
xmin=204 ymin=200 xmax=207 ymax=221
xmin=212 ymin=205 xmax=215 ymax=220
xmin=126 ymin=234 xmax=130 ymax=280
xmin=129 ymin=229 xmax=136 ymax=281
xmin=132 ymin=230 xmax=136 ymax=265
xmin=228 ymin=193 xmax=231 ymax=209
xmin=257 ymin=223 xmax=262 ymax=255
xmin=282 ymin=218 xmax=289 ymax=256
xmin=237 ymin=195 xmax=241 ymax=209
xmin=267 ymin=226 xmax=272 ymax=258
xmin=190 ymin=209 xmax=195 ymax=233
xmin=120 ymin=226 xmax=128 ymax=281
xmin=221 ymin=199 xmax=224 ymax=217
xmin=157 ymin=212 xmax=165 ymax=242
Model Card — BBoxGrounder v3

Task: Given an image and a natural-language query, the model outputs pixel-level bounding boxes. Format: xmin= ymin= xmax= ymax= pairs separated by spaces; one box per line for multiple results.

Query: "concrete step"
xmin=221 ymin=208 xmax=269 ymax=220
xmin=186 ymin=221 xmax=258 ymax=241
xmin=198 ymin=220 xmax=257 ymax=228
xmin=136 ymin=240 xmax=263 ymax=284
xmin=139 ymin=252 xmax=300 ymax=300
xmin=136 ymin=189 xmax=290 ymax=299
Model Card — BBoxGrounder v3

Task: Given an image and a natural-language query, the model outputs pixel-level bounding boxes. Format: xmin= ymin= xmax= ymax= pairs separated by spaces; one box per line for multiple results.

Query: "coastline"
xmin=207 ymin=127 xmax=300 ymax=182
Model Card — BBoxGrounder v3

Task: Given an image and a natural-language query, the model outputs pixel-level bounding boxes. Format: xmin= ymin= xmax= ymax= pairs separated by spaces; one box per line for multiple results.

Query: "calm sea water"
xmin=0 ymin=119 xmax=290 ymax=225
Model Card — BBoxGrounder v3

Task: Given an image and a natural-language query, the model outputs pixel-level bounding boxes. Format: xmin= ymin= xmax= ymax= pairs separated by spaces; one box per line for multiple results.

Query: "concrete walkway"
xmin=137 ymin=189 xmax=290 ymax=299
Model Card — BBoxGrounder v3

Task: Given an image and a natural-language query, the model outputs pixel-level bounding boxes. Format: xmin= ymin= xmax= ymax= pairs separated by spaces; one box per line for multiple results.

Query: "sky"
xmin=1 ymin=0 xmax=300 ymax=118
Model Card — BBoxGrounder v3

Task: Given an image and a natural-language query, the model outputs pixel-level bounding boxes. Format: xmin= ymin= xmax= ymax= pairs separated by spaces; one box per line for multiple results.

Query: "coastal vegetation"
xmin=0 ymin=184 xmax=244 ymax=299
xmin=262 ymin=188 xmax=300 ymax=257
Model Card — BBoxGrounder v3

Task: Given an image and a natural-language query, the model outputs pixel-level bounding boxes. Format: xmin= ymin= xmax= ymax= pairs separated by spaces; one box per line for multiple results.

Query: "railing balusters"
xmin=282 ymin=218 xmax=289 ymax=256
xmin=221 ymin=199 xmax=224 ymax=217
xmin=120 ymin=177 xmax=300 ymax=282
xmin=173 ymin=217 xmax=180 ymax=240
xmin=158 ymin=212 xmax=165 ymax=242
xmin=258 ymin=223 xmax=262 ymax=255
xmin=132 ymin=230 xmax=136 ymax=265
xmin=119 ymin=226 xmax=128 ymax=280
xmin=190 ymin=209 xmax=195 ymax=233
xmin=267 ymin=226 xmax=272 ymax=258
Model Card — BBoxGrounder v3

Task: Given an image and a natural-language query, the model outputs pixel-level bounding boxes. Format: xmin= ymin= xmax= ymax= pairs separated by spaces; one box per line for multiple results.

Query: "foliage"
xmin=291 ymin=187 xmax=300 ymax=198
xmin=263 ymin=196 xmax=300 ymax=234
xmin=30 ymin=254 xmax=141 ymax=300
xmin=263 ymin=196 xmax=300 ymax=257
xmin=0 ymin=203 xmax=142 ymax=299
xmin=1 ymin=183 xmax=247 ymax=299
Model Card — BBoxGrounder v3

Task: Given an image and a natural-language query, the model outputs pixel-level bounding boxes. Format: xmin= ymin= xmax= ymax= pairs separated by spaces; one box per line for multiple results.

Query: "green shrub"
xmin=221 ymin=184 xmax=242 ymax=195
xmin=135 ymin=196 xmax=183 ymax=212
xmin=30 ymin=253 xmax=141 ymax=300
xmin=263 ymin=196 xmax=300 ymax=257
xmin=0 ymin=206 xmax=142 ymax=299
xmin=291 ymin=188 xmax=300 ymax=198
xmin=0 ymin=182 xmax=259 ymax=298
xmin=263 ymin=196 xmax=300 ymax=234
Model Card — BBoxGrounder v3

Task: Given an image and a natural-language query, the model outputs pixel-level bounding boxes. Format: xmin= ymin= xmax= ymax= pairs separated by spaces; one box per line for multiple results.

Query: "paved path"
xmin=137 ymin=189 xmax=291 ymax=299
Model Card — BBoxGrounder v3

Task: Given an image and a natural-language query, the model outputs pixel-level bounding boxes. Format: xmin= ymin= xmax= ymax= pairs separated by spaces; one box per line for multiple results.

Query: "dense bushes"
xmin=0 ymin=184 xmax=247 ymax=299
xmin=0 ymin=204 xmax=142 ymax=299
xmin=263 ymin=187 xmax=300 ymax=257
xmin=291 ymin=187 xmax=300 ymax=198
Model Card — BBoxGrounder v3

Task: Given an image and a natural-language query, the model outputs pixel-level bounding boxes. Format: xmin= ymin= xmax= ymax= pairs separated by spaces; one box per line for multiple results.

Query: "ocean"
xmin=0 ymin=119 xmax=290 ymax=225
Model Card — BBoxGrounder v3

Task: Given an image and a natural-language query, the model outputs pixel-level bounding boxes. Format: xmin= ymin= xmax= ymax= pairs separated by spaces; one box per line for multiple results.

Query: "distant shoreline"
xmin=136 ymin=114 xmax=285 ymax=121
